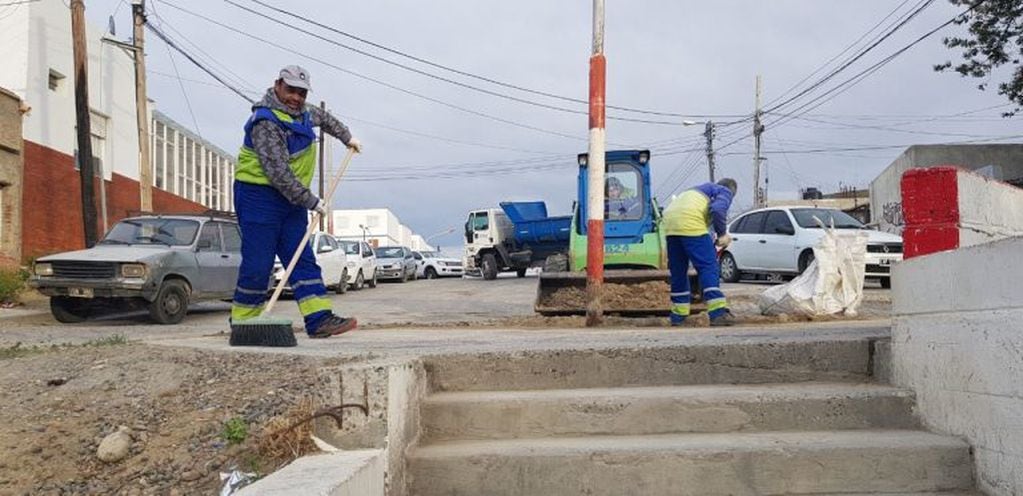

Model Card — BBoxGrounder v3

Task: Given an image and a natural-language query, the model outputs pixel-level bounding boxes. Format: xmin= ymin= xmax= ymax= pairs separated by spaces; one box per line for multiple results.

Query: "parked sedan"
xmin=338 ymin=239 xmax=378 ymax=290
xmin=719 ymin=206 xmax=903 ymax=288
xmin=374 ymin=246 xmax=418 ymax=282
xmin=29 ymin=213 xmax=242 ymax=324
xmin=273 ymin=232 xmax=349 ymax=294
xmin=413 ymin=251 xmax=464 ymax=279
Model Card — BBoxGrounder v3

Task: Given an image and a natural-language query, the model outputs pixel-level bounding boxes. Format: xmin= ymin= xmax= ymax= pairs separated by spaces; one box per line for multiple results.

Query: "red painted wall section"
xmin=900 ymin=166 xmax=960 ymax=259
xmin=21 ymin=141 xmax=208 ymax=261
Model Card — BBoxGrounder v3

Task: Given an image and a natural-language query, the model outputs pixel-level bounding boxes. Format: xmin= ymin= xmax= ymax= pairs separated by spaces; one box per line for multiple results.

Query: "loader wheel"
xmin=543 ymin=253 xmax=568 ymax=273
xmin=481 ymin=253 xmax=499 ymax=280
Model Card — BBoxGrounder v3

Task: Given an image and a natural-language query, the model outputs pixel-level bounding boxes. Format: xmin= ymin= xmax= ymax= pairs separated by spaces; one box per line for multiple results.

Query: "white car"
xmin=273 ymin=232 xmax=349 ymax=294
xmin=413 ymin=250 xmax=464 ymax=279
xmin=719 ymin=206 xmax=903 ymax=288
xmin=338 ymin=239 xmax=378 ymax=290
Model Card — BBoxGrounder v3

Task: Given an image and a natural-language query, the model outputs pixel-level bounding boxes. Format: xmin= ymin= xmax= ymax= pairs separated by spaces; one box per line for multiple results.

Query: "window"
xmin=763 ymin=211 xmax=794 ymax=235
xmin=604 ymin=162 xmax=643 ymax=221
xmin=734 ymin=212 xmax=766 ymax=234
xmin=74 ymin=110 xmax=108 ymax=177
xmin=361 ymin=243 xmax=373 ymax=257
xmin=197 ymin=223 xmax=222 ymax=251
xmin=472 ymin=212 xmax=489 ymax=231
xmin=791 ymin=208 xmax=864 ymax=229
xmin=317 ymin=234 xmax=332 ymax=252
xmin=413 ymin=252 xmax=423 ymax=260
xmin=222 ymin=224 xmax=242 ymax=252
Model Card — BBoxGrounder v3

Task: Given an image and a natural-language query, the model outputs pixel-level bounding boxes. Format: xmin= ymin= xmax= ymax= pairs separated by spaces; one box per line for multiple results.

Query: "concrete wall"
xmin=891 ymin=236 xmax=1023 ymax=495
xmin=0 ymin=88 xmax=24 ymax=262
xmin=237 ymin=450 xmax=385 ymax=496
xmin=314 ymin=358 xmax=428 ymax=496
xmin=870 ymin=144 xmax=1023 ymax=234
xmin=901 ymin=166 xmax=1023 ymax=258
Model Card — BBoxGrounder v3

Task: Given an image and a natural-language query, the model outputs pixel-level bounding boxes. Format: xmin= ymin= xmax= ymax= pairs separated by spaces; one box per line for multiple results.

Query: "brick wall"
xmin=22 ymin=140 xmax=207 ymax=261
xmin=0 ymin=88 xmax=23 ymax=262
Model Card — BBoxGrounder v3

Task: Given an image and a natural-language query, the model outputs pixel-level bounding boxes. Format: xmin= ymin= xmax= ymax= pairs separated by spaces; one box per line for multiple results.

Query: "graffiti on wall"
xmin=881 ymin=201 xmax=903 ymax=229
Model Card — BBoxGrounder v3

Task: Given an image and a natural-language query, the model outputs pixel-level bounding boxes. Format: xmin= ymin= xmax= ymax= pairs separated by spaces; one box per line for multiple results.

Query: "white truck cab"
xmin=463 ymin=208 xmax=521 ymax=279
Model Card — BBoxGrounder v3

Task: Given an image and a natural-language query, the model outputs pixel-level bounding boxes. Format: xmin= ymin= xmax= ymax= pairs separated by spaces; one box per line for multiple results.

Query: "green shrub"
xmin=0 ymin=267 xmax=27 ymax=304
xmin=221 ymin=417 xmax=249 ymax=445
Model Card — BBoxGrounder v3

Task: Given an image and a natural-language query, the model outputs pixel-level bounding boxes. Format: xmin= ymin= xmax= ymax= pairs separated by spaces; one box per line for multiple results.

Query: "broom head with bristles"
xmin=230 ymin=317 xmax=298 ymax=347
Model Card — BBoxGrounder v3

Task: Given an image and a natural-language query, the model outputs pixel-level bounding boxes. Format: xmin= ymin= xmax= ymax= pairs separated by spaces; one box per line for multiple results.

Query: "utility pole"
xmin=132 ymin=0 xmax=153 ymax=211
xmin=71 ymin=0 xmax=98 ymax=247
xmin=317 ymin=101 xmax=326 ymax=231
xmin=752 ymin=75 xmax=765 ymax=208
xmin=703 ymin=121 xmax=716 ymax=182
xmin=585 ymin=0 xmax=607 ymax=327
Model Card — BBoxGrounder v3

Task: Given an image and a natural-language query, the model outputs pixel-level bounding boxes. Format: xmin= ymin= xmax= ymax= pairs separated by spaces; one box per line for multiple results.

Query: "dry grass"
xmin=254 ymin=398 xmax=319 ymax=468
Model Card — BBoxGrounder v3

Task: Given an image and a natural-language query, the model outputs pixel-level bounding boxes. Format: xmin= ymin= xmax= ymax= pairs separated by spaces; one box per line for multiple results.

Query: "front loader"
xmin=534 ymin=150 xmax=704 ymax=316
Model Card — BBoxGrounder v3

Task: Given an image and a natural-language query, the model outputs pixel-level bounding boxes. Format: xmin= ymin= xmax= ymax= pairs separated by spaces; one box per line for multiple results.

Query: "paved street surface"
xmin=0 ymin=274 xmax=891 ymax=348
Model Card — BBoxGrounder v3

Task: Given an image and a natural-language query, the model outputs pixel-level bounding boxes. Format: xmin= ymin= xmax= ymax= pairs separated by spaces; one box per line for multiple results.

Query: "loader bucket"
xmin=534 ymin=269 xmax=705 ymax=317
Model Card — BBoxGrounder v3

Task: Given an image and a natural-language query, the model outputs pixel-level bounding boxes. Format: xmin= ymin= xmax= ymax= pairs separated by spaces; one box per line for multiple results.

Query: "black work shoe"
xmin=309 ymin=315 xmax=358 ymax=338
xmin=709 ymin=310 xmax=737 ymax=327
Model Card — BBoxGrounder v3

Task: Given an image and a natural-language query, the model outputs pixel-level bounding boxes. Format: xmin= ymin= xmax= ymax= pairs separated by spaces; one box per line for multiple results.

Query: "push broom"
xmin=229 ymin=147 xmax=357 ymax=347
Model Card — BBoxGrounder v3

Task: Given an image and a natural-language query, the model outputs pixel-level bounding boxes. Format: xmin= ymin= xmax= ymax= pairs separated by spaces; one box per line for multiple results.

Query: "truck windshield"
xmin=605 ymin=163 xmax=643 ymax=221
xmin=101 ymin=218 xmax=200 ymax=246
xmin=791 ymin=208 xmax=864 ymax=229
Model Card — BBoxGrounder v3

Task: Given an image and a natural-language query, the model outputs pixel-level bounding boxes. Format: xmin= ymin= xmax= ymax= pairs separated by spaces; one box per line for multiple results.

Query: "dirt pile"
xmin=0 ymin=343 xmax=334 ymax=495
xmin=539 ymin=281 xmax=672 ymax=311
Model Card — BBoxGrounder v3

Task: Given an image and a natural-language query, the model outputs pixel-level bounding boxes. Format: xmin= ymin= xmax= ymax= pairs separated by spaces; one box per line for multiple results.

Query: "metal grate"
xmin=52 ymin=261 xmax=117 ymax=279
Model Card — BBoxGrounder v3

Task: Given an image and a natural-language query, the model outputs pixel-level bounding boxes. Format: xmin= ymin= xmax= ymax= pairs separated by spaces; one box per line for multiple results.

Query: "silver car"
xmin=374 ymin=246 xmax=418 ymax=282
xmin=29 ymin=213 xmax=242 ymax=324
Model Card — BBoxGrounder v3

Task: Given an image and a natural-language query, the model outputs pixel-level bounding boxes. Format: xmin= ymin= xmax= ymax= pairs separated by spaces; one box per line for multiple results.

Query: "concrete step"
xmin=408 ymin=430 xmax=972 ymax=496
xmin=422 ymin=382 xmax=919 ymax=442
xmin=424 ymin=337 xmax=875 ymax=392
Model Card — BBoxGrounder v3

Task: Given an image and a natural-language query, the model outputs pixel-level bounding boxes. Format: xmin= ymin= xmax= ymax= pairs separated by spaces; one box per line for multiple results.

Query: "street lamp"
xmin=424 ymin=227 xmax=456 ymax=252
xmin=683 ymin=120 xmax=715 ymax=182
xmin=358 ymin=224 xmax=369 ymax=242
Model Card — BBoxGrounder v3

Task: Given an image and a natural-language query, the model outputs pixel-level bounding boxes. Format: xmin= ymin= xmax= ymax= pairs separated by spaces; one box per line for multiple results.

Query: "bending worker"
xmin=231 ymin=65 xmax=363 ymax=338
xmin=662 ymin=178 xmax=738 ymax=327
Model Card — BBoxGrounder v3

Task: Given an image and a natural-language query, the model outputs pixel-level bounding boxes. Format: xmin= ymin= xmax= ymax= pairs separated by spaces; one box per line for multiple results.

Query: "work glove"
xmin=715 ymin=234 xmax=733 ymax=248
xmin=346 ymin=137 xmax=362 ymax=154
xmin=313 ymin=199 xmax=329 ymax=218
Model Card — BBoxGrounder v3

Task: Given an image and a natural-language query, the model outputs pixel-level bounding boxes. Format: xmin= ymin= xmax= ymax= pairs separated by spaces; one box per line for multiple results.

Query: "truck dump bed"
xmin=500 ymin=201 xmax=571 ymax=246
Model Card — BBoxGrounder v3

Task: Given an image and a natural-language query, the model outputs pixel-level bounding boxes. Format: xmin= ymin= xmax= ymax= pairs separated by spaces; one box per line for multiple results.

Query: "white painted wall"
xmin=955 ymin=170 xmax=1023 ymax=247
xmin=331 ymin=208 xmax=426 ymax=248
xmin=891 ymin=236 xmax=1023 ymax=495
xmin=409 ymin=234 xmax=430 ymax=251
xmin=0 ymin=4 xmax=29 ymax=96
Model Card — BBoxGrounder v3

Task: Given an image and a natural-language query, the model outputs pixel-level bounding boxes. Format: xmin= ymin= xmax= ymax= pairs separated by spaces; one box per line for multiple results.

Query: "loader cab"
xmin=576 ymin=149 xmax=656 ymax=241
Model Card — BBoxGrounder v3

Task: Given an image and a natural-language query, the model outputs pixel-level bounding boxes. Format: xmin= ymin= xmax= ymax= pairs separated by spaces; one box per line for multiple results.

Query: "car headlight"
xmin=346 ymin=261 xmax=357 ymax=268
xmin=35 ymin=262 xmax=53 ymax=276
xmin=121 ymin=263 xmax=147 ymax=279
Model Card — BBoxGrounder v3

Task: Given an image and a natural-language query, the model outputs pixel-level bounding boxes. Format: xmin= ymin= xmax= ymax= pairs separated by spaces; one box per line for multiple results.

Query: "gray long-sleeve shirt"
xmin=249 ymin=88 xmax=353 ymax=209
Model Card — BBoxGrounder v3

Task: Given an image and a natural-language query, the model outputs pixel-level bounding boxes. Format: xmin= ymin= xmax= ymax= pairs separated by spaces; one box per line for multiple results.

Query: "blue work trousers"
xmin=666 ymin=234 xmax=728 ymax=324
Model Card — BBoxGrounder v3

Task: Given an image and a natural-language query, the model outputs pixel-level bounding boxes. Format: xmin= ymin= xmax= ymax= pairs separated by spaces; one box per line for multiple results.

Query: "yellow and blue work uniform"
xmin=231 ymin=107 xmax=334 ymax=333
xmin=662 ymin=183 xmax=734 ymax=324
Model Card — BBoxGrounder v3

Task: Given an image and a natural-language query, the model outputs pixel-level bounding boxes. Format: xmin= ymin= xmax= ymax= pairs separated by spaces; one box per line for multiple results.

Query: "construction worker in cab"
xmin=231 ymin=65 xmax=363 ymax=339
xmin=662 ymin=178 xmax=738 ymax=327
xmin=606 ymin=176 xmax=640 ymax=220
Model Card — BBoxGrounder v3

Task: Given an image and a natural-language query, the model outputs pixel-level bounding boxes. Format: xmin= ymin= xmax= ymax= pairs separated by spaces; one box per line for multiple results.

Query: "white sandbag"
xmin=759 ymin=225 xmax=867 ymax=317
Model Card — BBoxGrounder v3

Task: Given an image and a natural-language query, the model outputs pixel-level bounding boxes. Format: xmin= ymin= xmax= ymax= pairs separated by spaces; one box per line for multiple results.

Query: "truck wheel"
xmin=543 ymin=254 xmax=568 ymax=273
xmin=516 ymin=268 xmax=527 ymax=278
xmin=481 ymin=253 xmax=499 ymax=280
xmin=148 ymin=279 xmax=189 ymax=325
xmin=425 ymin=267 xmax=438 ymax=279
xmin=50 ymin=296 xmax=91 ymax=323
xmin=336 ymin=269 xmax=348 ymax=295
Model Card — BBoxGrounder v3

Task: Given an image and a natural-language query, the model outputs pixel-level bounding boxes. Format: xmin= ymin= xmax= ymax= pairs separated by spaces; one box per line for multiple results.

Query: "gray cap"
xmin=278 ymin=65 xmax=311 ymax=91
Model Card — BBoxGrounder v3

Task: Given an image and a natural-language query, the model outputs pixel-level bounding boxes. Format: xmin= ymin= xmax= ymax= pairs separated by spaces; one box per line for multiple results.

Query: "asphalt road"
xmin=0 ymin=273 xmax=891 ymax=347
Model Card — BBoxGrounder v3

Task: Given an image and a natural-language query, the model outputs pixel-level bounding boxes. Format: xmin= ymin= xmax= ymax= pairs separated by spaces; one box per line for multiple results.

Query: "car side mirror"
xmin=197 ymin=239 xmax=212 ymax=250
xmin=775 ymin=225 xmax=795 ymax=235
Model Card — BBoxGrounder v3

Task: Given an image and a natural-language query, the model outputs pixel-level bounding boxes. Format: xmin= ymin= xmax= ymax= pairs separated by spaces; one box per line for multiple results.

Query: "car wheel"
xmin=425 ymin=267 xmax=438 ymax=279
xmin=798 ymin=250 xmax=816 ymax=275
xmin=880 ymin=277 xmax=892 ymax=289
xmin=398 ymin=268 xmax=408 ymax=283
xmin=719 ymin=252 xmax=741 ymax=283
xmin=354 ymin=270 xmax=365 ymax=290
xmin=336 ymin=269 xmax=348 ymax=295
xmin=481 ymin=253 xmax=498 ymax=280
xmin=50 ymin=296 xmax=91 ymax=323
xmin=368 ymin=271 xmax=378 ymax=288
xmin=148 ymin=279 xmax=189 ymax=325
xmin=412 ymin=268 xmax=419 ymax=281
xmin=516 ymin=268 xmax=527 ymax=278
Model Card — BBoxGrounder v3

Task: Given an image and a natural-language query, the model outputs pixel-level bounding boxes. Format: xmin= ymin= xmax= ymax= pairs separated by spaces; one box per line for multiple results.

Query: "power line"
xmin=236 ymin=0 xmax=749 ymax=121
xmin=145 ymin=22 xmax=256 ymax=103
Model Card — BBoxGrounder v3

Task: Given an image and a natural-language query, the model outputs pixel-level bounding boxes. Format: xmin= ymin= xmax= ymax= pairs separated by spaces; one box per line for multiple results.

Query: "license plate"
xmin=68 ymin=287 xmax=94 ymax=298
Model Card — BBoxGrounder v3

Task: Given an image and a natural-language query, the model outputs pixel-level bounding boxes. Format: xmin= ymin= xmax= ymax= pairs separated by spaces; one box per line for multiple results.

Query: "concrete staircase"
xmin=408 ymin=336 xmax=977 ymax=495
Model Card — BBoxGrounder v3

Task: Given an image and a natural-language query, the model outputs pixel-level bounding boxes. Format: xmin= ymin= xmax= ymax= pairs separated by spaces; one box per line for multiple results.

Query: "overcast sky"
xmin=81 ymin=0 xmax=1019 ymax=250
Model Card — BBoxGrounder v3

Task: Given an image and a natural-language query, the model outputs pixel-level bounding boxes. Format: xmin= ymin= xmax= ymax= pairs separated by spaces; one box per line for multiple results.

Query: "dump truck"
xmin=463 ymin=201 xmax=571 ymax=280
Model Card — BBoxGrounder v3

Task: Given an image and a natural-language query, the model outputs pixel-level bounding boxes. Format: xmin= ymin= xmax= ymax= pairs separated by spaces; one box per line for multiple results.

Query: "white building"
xmin=330 ymin=208 xmax=426 ymax=248
xmin=152 ymin=110 xmax=236 ymax=212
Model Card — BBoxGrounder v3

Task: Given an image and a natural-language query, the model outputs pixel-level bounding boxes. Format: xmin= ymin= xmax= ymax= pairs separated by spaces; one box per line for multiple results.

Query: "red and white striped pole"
xmin=585 ymin=0 xmax=606 ymax=327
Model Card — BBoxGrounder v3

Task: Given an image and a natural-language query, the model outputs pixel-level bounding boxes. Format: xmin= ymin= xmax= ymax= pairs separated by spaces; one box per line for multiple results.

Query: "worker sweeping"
xmin=231 ymin=65 xmax=362 ymax=339
xmin=662 ymin=178 xmax=738 ymax=327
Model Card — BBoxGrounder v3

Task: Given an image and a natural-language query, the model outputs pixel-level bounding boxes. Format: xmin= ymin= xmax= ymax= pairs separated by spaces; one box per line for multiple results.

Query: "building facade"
xmin=0 ymin=88 xmax=24 ymax=263
xmin=330 ymin=208 xmax=427 ymax=249
xmin=0 ymin=1 xmax=234 ymax=260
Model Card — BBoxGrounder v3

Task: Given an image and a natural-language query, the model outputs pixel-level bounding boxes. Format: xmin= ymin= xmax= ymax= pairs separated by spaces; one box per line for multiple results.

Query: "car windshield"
xmin=101 ymin=218 xmax=200 ymax=246
xmin=340 ymin=241 xmax=359 ymax=255
xmin=377 ymin=247 xmax=403 ymax=258
xmin=791 ymin=208 xmax=864 ymax=229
